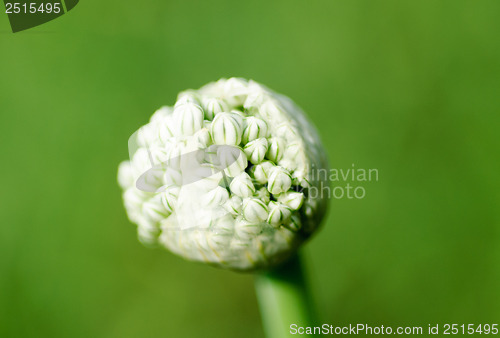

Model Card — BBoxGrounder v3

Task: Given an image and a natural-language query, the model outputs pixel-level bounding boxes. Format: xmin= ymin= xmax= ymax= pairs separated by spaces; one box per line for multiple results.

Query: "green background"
xmin=1 ymin=1 xmax=499 ymax=337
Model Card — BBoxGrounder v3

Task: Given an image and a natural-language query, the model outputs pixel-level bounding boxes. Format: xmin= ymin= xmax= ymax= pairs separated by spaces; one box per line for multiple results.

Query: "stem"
xmin=254 ymin=253 xmax=316 ymax=338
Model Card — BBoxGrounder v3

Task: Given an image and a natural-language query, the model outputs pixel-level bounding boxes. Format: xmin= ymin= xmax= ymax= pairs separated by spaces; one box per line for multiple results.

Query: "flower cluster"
xmin=118 ymin=78 xmax=329 ymax=271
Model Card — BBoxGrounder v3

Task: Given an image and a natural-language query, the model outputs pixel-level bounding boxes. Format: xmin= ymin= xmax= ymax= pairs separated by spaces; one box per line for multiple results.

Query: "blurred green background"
xmin=1 ymin=1 xmax=499 ymax=337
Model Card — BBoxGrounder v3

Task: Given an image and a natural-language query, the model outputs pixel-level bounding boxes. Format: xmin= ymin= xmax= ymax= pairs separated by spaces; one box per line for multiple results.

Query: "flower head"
xmin=118 ymin=78 xmax=329 ymax=271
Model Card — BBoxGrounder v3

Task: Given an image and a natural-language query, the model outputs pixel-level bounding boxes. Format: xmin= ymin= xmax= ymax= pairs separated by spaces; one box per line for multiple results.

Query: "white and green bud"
xmin=250 ymin=161 xmax=275 ymax=184
xmin=244 ymin=138 xmax=268 ymax=164
xmin=242 ymin=198 xmax=269 ymax=223
xmin=163 ymin=167 xmax=182 ymax=187
xmin=192 ymin=128 xmax=211 ymax=148
xmin=254 ymin=187 xmax=270 ymax=204
xmin=211 ymin=112 xmax=243 ymax=146
xmin=202 ymin=97 xmax=228 ymax=120
xmin=267 ymin=201 xmax=293 ymax=227
xmin=284 ymin=214 xmax=302 ymax=232
xmin=222 ymin=78 xmax=248 ymax=106
xmin=217 ymin=147 xmax=248 ymax=177
xmin=267 ymin=166 xmax=292 ymax=195
xmin=175 ymin=91 xmax=200 ymax=108
xmin=118 ymin=77 xmax=329 ymax=271
xmin=277 ymin=191 xmax=304 ymax=210
xmin=244 ymin=82 xmax=270 ymax=109
xmin=242 ymin=116 xmax=269 ymax=143
xmin=150 ymin=106 xmax=172 ymax=124
xmin=229 ymin=172 xmax=255 ymax=198
xmin=223 ymin=195 xmax=243 ymax=216
xmin=266 ymin=137 xmax=285 ymax=163
xmin=118 ymin=161 xmax=135 ymax=189
xmin=143 ymin=194 xmax=170 ymax=223
xmin=235 ymin=218 xmax=263 ymax=240
xmin=173 ymin=102 xmax=204 ymax=136
xmin=160 ymin=187 xmax=180 ymax=213
xmin=202 ymin=186 xmax=229 ymax=207
xmin=158 ymin=116 xmax=175 ymax=144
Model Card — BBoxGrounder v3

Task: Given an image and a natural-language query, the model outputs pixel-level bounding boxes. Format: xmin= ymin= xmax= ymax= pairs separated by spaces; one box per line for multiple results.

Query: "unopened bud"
xmin=173 ymin=102 xmax=204 ymax=136
xmin=211 ymin=112 xmax=243 ymax=146
xmin=277 ymin=191 xmax=304 ymax=210
xmin=229 ymin=172 xmax=255 ymax=198
xmin=267 ymin=166 xmax=292 ymax=195
xmin=244 ymin=138 xmax=269 ymax=164
xmin=224 ymin=195 xmax=243 ymax=216
xmin=242 ymin=116 xmax=269 ymax=143
xmin=266 ymin=137 xmax=285 ymax=163
xmin=202 ymin=186 xmax=229 ymax=207
xmin=235 ymin=218 xmax=263 ymax=240
xmin=250 ymin=161 xmax=275 ymax=184
xmin=242 ymin=198 xmax=269 ymax=223
xmin=160 ymin=187 xmax=180 ymax=213
xmin=202 ymin=97 xmax=228 ymax=120
xmin=267 ymin=201 xmax=292 ymax=227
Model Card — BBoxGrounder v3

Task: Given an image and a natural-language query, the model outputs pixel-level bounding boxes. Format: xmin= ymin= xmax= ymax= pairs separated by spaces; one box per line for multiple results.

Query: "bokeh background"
xmin=1 ymin=1 xmax=499 ymax=337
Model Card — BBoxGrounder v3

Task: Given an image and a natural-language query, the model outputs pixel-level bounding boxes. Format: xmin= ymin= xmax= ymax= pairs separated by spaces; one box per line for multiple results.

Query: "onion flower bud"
xmin=118 ymin=78 xmax=329 ymax=271
xmin=267 ymin=166 xmax=292 ymax=195
xmin=211 ymin=112 xmax=243 ymax=146
xmin=242 ymin=198 xmax=269 ymax=223
xmin=243 ymin=138 xmax=269 ymax=164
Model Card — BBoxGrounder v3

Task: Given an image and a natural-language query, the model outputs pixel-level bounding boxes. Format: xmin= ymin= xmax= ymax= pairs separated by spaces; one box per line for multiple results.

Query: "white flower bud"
xmin=211 ymin=112 xmax=243 ymax=146
xmin=173 ymin=102 xmax=204 ymax=136
xmin=118 ymin=161 xmax=135 ymax=189
xmin=202 ymin=97 xmax=228 ymax=120
xmin=267 ymin=166 xmax=292 ymax=195
xmin=283 ymin=141 xmax=302 ymax=161
xmin=229 ymin=172 xmax=255 ymax=198
xmin=277 ymin=191 xmax=304 ymax=210
xmin=259 ymin=100 xmax=285 ymax=121
xmin=292 ymin=170 xmax=311 ymax=188
xmin=250 ymin=161 xmax=275 ymax=184
xmin=160 ymin=187 xmax=180 ymax=213
xmin=266 ymin=137 xmax=285 ymax=163
xmin=267 ymin=201 xmax=292 ymax=227
xmin=244 ymin=83 xmax=270 ymax=109
xmin=211 ymin=213 xmax=235 ymax=235
xmin=244 ymin=138 xmax=269 ymax=164
xmin=192 ymin=128 xmax=211 ymax=148
xmin=158 ymin=115 xmax=175 ymax=144
xmin=229 ymin=110 xmax=245 ymax=129
xmin=223 ymin=195 xmax=243 ymax=216
xmin=243 ymin=198 xmax=269 ymax=223
xmin=254 ymin=187 xmax=270 ymax=204
xmin=137 ymin=166 xmax=164 ymax=192
xmin=276 ymin=123 xmax=298 ymax=142
xmin=162 ymin=167 xmax=182 ymax=187
xmin=223 ymin=78 xmax=248 ymax=106
xmin=143 ymin=194 xmax=170 ymax=223
xmin=150 ymin=106 xmax=172 ymax=124
xmin=202 ymin=186 xmax=229 ymax=207
xmin=123 ymin=188 xmax=149 ymax=213
xmin=208 ymin=231 xmax=232 ymax=249
xmin=148 ymin=146 xmax=170 ymax=165
xmin=175 ymin=91 xmax=200 ymax=108
xmin=235 ymin=218 xmax=262 ymax=240
xmin=278 ymin=158 xmax=297 ymax=172
xmin=242 ymin=117 xmax=269 ymax=143
xmin=217 ymin=146 xmax=248 ymax=177
xmin=136 ymin=123 xmax=157 ymax=147
xmin=284 ymin=214 xmax=302 ymax=232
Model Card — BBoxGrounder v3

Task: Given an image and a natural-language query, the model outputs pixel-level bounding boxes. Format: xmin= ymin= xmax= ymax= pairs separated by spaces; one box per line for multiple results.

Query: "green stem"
xmin=254 ymin=253 xmax=316 ymax=338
